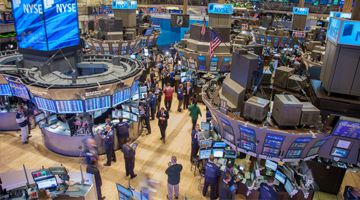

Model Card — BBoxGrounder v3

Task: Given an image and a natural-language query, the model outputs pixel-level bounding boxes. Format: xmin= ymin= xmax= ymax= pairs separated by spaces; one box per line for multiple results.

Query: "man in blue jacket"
xmin=148 ymin=92 xmax=157 ymax=120
xmin=203 ymin=155 xmax=221 ymax=200
xmin=99 ymin=123 xmax=116 ymax=166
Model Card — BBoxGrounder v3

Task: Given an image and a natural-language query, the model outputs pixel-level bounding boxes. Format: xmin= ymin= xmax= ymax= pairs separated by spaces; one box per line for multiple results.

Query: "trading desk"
xmin=0 ymin=108 xmax=20 ymax=131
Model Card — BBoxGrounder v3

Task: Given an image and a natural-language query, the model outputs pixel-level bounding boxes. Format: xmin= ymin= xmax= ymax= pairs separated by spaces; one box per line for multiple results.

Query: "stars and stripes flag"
xmin=209 ymin=30 xmax=222 ymax=58
xmin=201 ymin=17 xmax=206 ymax=36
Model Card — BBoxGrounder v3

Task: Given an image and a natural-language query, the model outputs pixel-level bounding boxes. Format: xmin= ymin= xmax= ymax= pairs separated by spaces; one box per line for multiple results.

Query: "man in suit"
xmin=122 ymin=138 xmax=137 ymax=179
xmin=156 ymin=107 xmax=169 ymax=144
xmin=183 ymin=80 xmax=193 ymax=109
xmin=203 ymin=155 xmax=221 ymax=200
xmin=99 ymin=123 xmax=116 ymax=166
xmin=148 ymin=91 xmax=157 ymax=120
xmin=115 ymin=117 xmax=130 ymax=150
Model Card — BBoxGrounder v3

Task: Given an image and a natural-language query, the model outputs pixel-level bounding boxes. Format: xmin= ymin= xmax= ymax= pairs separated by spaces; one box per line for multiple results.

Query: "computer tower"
xmin=230 ymin=51 xmax=259 ymax=90
xmin=300 ymin=102 xmax=320 ymax=126
xmin=287 ymin=74 xmax=307 ymax=92
xmin=220 ymin=75 xmax=245 ymax=109
xmin=243 ymin=96 xmax=270 ymax=122
xmin=272 ymin=94 xmax=303 ymax=127
xmin=261 ymin=69 xmax=272 ymax=85
xmin=274 ymin=66 xmax=295 ymax=88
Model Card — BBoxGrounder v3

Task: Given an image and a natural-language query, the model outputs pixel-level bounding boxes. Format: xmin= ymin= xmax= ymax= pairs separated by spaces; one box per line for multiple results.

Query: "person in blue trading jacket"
xmin=190 ymin=124 xmax=200 ymax=162
xmin=140 ymin=104 xmax=151 ymax=134
xmin=99 ymin=122 xmax=116 ymax=166
xmin=258 ymin=177 xmax=278 ymax=200
xmin=115 ymin=117 xmax=130 ymax=150
xmin=203 ymin=155 xmax=221 ymax=200
xmin=177 ymin=84 xmax=184 ymax=112
xmin=206 ymin=107 xmax=212 ymax=123
xmin=16 ymin=105 xmax=29 ymax=144
xmin=86 ymin=157 xmax=105 ymax=200
xmin=218 ymin=172 xmax=234 ymax=200
xmin=148 ymin=91 xmax=157 ymax=120
xmin=122 ymin=138 xmax=137 ymax=179
xmin=156 ymin=107 xmax=169 ymax=144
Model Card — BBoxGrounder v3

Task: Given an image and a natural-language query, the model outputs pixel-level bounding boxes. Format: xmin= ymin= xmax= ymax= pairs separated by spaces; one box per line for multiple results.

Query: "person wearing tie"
xmin=183 ymin=80 xmax=193 ymax=110
xmin=156 ymin=107 xmax=169 ymax=144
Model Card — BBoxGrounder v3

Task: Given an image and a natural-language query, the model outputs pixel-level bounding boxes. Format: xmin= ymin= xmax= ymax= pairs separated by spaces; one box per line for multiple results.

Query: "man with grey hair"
xmin=165 ymin=156 xmax=183 ymax=200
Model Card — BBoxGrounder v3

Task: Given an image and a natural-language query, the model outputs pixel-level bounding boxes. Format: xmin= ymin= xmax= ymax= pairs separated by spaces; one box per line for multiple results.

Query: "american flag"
xmin=200 ymin=17 xmax=206 ymax=36
xmin=209 ymin=30 xmax=222 ymax=58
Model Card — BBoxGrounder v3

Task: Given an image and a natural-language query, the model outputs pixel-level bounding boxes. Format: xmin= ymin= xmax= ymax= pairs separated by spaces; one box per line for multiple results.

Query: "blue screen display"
xmin=327 ymin=17 xmax=341 ymax=43
xmin=292 ymin=7 xmax=309 ymax=15
xmin=197 ymin=55 xmax=206 ymax=71
xmin=329 ymin=12 xmax=351 ymax=18
xmin=208 ymin=3 xmax=233 ymax=15
xmin=85 ymin=96 xmax=111 ymax=112
xmin=339 ymin=20 xmax=360 ymax=46
xmin=210 ymin=57 xmax=218 ymax=71
xmin=112 ymin=0 xmax=137 ymax=10
xmin=55 ymin=100 xmax=83 ymax=113
xmin=0 ymin=84 xmax=12 ymax=96
xmin=131 ymin=80 xmax=139 ymax=96
xmin=43 ymin=0 xmax=80 ymax=50
xmin=333 ymin=120 xmax=360 ymax=139
xmin=7 ymin=79 xmax=30 ymax=100
xmin=123 ymin=88 xmax=130 ymax=102
xmin=11 ymin=0 xmax=48 ymax=50
xmin=264 ymin=134 xmax=285 ymax=148
xmin=35 ymin=97 xmax=57 ymax=113
xmin=113 ymin=90 xmax=125 ymax=106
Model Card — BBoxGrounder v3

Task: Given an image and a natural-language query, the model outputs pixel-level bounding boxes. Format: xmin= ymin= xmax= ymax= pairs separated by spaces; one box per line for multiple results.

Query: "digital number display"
xmin=333 ymin=119 xmax=360 ymax=139
xmin=7 ymin=78 xmax=30 ymax=100
xmin=264 ymin=134 xmax=285 ymax=148
xmin=210 ymin=57 xmax=218 ymax=71
xmin=35 ymin=97 xmax=57 ymax=113
xmin=85 ymin=96 xmax=111 ymax=112
xmin=197 ymin=56 xmax=206 ymax=71
xmin=55 ymin=100 xmax=83 ymax=113
xmin=0 ymin=84 xmax=12 ymax=96
xmin=113 ymin=90 xmax=125 ymax=106
xmin=131 ymin=80 xmax=139 ymax=96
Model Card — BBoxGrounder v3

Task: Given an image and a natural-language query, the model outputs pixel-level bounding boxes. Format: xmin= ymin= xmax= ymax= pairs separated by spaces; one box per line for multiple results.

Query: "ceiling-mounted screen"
xmin=55 ymin=100 xmax=84 ymax=113
xmin=0 ymin=84 xmax=12 ymax=96
xmin=34 ymin=97 xmax=57 ymax=113
xmin=85 ymin=96 xmax=111 ymax=112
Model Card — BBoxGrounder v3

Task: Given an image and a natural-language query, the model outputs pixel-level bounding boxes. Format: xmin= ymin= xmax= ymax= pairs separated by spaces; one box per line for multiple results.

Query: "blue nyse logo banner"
xmin=329 ymin=11 xmax=351 ymax=19
xmin=11 ymin=0 xmax=80 ymax=51
xmin=208 ymin=3 xmax=233 ymax=15
xmin=292 ymin=7 xmax=309 ymax=16
xmin=112 ymin=0 xmax=137 ymax=10
xmin=11 ymin=0 xmax=48 ymax=50
xmin=43 ymin=0 xmax=80 ymax=50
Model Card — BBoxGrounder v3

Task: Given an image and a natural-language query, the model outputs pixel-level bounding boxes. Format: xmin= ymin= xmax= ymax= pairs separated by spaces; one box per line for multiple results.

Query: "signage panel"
xmin=327 ymin=17 xmax=341 ymax=44
xmin=339 ymin=20 xmax=360 ymax=46
xmin=112 ymin=0 xmax=137 ymax=10
xmin=292 ymin=7 xmax=309 ymax=15
xmin=329 ymin=12 xmax=351 ymax=19
xmin=208 ymin=3 xmax=233 ymax=15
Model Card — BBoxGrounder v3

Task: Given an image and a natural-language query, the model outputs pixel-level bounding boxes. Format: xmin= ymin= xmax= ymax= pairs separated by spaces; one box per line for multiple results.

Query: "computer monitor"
xmin=224 ymin=150 xmax=237 ymax=159
xmin=284 ymin=179 xmax=295 ymax=195
xmin=130 ymin=113 xmax=138 ymax=122
xmin=132 ymin=93 xmax=139 ymax=101
xmin=180 ymin=72 xmax=186 ymax=77
xmin=122 ymin=105 xmax=130 ymax=112
xmin=116 ymin=183 xmax=133 ymax=199
xmin=93 ymin=110 xmax=102 ymax=119
xmin=47 ymin=115 xmax=58 ymax=125
xmin=265 ymin=160 xmax=278 ymax=171
xmin=201 ymin=122 xmax=211 ymax=131
xmin=212 ymin=149 xmax=224 ymax=158
xmin=213 ymin=141 xmax=227 ymax=148
xmin=199 ymin=149 xmax=212 ymax=160
xmin=35 ymin=113 xmax=45 ymax=123
xmin=275 ymin=170 xmax=286 ymax=184
xmin=131 ymin=107 xmax=139 ymax=115
xmin=140 ymin=86 xmax=147 ymax=93
xmin=140 ymin=93 xmax=147 ymax=99
xmin=36 ymin=177 xmax=58 ymax=190
xmin=199 ymin=139 xmax=212 ymax=149
xmin=122 ymin=111 xmax=131 ymax=119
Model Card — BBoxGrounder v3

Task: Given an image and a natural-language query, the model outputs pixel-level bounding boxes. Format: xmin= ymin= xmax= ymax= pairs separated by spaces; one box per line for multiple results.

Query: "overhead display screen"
xmin=43 ymin=0 xmax=80 ymax=50
xmin=131 ymin=80 xmax=139 ymax=96
xmin=263 ymin=134 xmax=285 ymax=157
xmin=11 ymin=0 xmax=48 ymax=50
xmin=220 ymin=57 xmax=231 ymax=72
xmin=112 ymin=0 xmax=137 ymax=10
xmin=338 ymin=20 xmax=360 ymax=46
xmin=292 ymin=7 xmax=309 ymax=15
xmin=197 ymin=56 xmax=206 ymax=71
xmin=208 ymin=3 xmax=234 ymax=15
xmin=55 ymin=100 xmax=84 ymax=113
xmin=0 ymin=84 xmax=12 ymax=96
xmin=238 ymin=125 xmax=256 ymax=152
xmin=85 ymin=96 xmax=111 ymax=112
xmin=35 ymin=97 xmax=57 ymax=113
xmin=113 ymin=90 xmax=125 ymax=106
xmin=6 ymin=77 xmax=30 ymax=100
xmin=332 ymin=119 xmax=360 ymax=139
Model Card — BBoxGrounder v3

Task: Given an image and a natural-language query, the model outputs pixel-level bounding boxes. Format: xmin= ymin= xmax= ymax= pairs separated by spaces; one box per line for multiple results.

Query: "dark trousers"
xmin=184 ymin=95 xmax=190 ymax=109
xmin=190 ymin=144 xmax=199 ymax=162
xmin=95 ymin=182 xmax=102 ymax=200
xmin=159 ymin=125 xmax=167 ymax=142
xmin=124 ymin=157 xmax=135 ymax=177
xmin=151 ymin=106 xmax=156 ymax=120
xmin=178 ymin=99 xmax=183 ymax=111
xmin=141 ymin=116 xmax=152 ymax=134
xmin=165 ymin=99 xmax=172 ymax=111
xmin=203 ymin=181 xmax=217 ymax=200
xmin=156 ymin=99 xmax=161 ymax=112
xmin=192 ymin=118 xmax=197 ymax=130
xmin=105 ymin=144 xmax=116 ymax=165
xmin=117 ymin=136 xmax=127 ymax=150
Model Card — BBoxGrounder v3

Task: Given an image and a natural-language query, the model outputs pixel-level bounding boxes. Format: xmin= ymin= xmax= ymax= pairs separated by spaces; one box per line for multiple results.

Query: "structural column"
xmin=351 ymin=0 xmax=360 ymax=20
xmin=298 ymin=0 xmax=305 ymax=8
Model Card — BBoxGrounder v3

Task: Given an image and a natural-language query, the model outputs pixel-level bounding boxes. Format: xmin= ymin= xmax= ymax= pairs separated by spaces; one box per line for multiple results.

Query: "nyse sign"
xmin=208 ymin=3 xmax=233 ymax=15
xmin=293 ymin=7 xmax=309 ymax=16
xmin=112 ymin=0 xmax=137 ymax=10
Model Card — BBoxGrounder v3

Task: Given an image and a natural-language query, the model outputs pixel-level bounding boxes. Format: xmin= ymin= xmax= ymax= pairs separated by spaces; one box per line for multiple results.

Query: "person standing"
xmin=16 ymin=105 xmax=29 ymax=144
xmin=154 ymin=83 xmax=162 ymax=112
xmin=188 ymin=101 xmax=202 ymax=130
xmin=203 ymin=155 xmax=221 ymax=200
xmin=156 ymin=107 xmax=169 ymax=144
xmin=183 ymin=80 xmax=193 ymax=109
xmin=165 ymin=156 xmax=183 ymax=200
xmin=218 ymin=173 xmax=234 ymax=200
xmin=86 ymin=158 xmax=105 ymax=200
xmin=140 ymin=104 xmax=151 ymax=134
xmin=115 ymin=117 xmax=130 ymax=150
xmin=163 ymin=83 xmax=174 ymax=112
xmin=177 ymin=84 xmax=184 ymax=112
xmin=122 ymin=138 xmax=137 ymax=179
xmin=258 ymin=177 xmax=278 ymax=200
xmin=99 ymin=124 xmax=116 ymax=166
xmin=148 ymin=92 xmax=157 ymax=120
xmin=190 ymin=124 xmax=200 ymax=162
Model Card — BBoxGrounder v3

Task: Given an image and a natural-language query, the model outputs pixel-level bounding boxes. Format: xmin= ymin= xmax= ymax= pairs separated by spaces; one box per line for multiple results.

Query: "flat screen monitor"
xmin=129 ymin=113 xmax=138 ymax=122
xmin=213 ymin=141 xmax=227 ymax=148
xmin=113 ymin=90 xmax=125 ymax=106
xmin=275 ymin=170 xmax=286 ymax=184
xmin=34 ymin=97 xmax=57 ymax=113
xmin=47 ymin=115 xmax=58 ymax=125
xmin=131 ymin=107 xmax=139 ymax=115
xmin=122 ymin=111 xmax=131 ymax=119
xmin=265 ymin=160 xmax=278 ymax=171
xmin=144 ymin=28 xmax=154 ymax=36
xmin=93 ymin=110 xmax=102 ymax=119
xmin=212 ymin=149 xmax=224 ymax=158
xmin=199 ymin=149 xmax=212 ymax=160
xmin=224 ymin=150 xmax=237 ymax=159
xmin=201 ymin=122 xmax=210 ymax=131
xmin=0 ymin=84 xmax=12 ymax=96
xmin=116 ymin=183 xmax=133 ymax=199
xmin=36 ymin=177 xmax=58 ymax=190
xmin=35 ymin=113 xmax=45 ymax=123
xmin=132 ymin=93 xmax=139 ymax=101
xmin=199 ymin=139 xmax=212 ymax=149
xmin=140 ymin=93 xmax=147 ymax=99
xmin=112 ymin=110 xmax=121 ymax=119
xmin=197 ymin=56 xmax=206 ymax=71
xmin=336 ymin=139 xmax=351 ymax=149
xmin=284 ymin=180 xmax=295 ymax=195
xmin=331 ymin=148 xmax=349 ymax=158
xmin=140 ymin=86 xmax=147 ymax=93
xmin=122 ymin=105 xmax=130 ymax=112
xmin=332 ymin=118 xmax=360 ymax=139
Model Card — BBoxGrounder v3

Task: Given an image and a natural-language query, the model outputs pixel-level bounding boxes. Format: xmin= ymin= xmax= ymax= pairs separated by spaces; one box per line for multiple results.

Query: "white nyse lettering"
xmin=56 ymin=3 xmax=76 ymax=13
xmin=23 ymin=4 xmax=43 ymax=14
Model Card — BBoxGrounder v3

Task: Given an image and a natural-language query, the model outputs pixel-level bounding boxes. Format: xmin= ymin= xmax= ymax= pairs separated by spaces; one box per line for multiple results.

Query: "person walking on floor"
xmin=191 ymin=124 xmax=200 ymax=162
xmin=86 ymin=157 xmax=105 ymax=200
xmin=154 ymin=83 xmax=162 ymax=112
xmin=16 ymin=105 xmax=29 ymax=144
xmin=148 ymin=91 xmax=157 ymax=120
xmin=157 ymin=107 xmax=169 ymax=144
xmin=177 ymin=84 xmax=184 ymax=112
xmin=183 ymin=80 xmax=193 ymax=109
xmin=122 ymin=138 xmax=137 ymax=179
xmin=163 ymin=83 xmax=174 ymax=112
xmin=188 ymin=100 xmax=202 ymax=130
xmin=165 ymin=156 xmax=183 ymax=200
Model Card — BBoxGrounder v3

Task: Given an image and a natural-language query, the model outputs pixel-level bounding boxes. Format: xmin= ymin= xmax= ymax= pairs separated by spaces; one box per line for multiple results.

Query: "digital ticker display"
xmin=11 ymin=0 xmax=80 ymax=51
xmin=85 ymin=96 xmax=111 ymax=112
xmin=0 ymin=84 xmax=12 ymax=96
xmin=55 ymin=100 xmax=84 ymax=113
xmin=35 ymin=97 xmax=57 ymax=113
